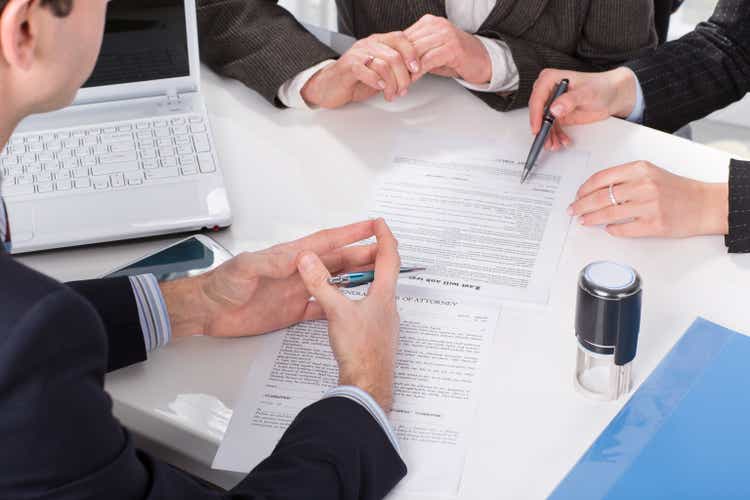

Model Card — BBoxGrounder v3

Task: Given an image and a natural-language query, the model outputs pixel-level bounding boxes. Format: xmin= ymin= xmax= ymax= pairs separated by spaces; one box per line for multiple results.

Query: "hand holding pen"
xmin=521 ymin=78 xmax=569 ymax=184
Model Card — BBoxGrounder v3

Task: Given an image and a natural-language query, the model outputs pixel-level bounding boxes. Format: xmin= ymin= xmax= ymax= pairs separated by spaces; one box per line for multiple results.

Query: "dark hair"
xmin=0 ymin=0 xmax=73 ymax=17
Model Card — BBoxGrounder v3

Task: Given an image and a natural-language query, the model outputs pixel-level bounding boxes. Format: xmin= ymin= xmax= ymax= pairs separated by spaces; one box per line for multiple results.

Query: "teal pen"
xmin=328 ymin=267 xmax=427 ymax=288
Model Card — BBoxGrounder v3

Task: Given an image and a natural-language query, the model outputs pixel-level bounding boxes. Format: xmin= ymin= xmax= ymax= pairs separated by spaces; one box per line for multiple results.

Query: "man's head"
xmin=0 ymin=0 xmax=108 ymax=118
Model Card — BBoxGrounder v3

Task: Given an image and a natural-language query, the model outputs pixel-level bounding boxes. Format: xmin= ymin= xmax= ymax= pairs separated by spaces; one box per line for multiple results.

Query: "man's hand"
xmin=404 ymin=15 xmax=491 ymax=85
xmin=301 ymin=32 xmax=420 ymax=108
xmin=529 ymin=67 xmax=640 ymax=150
xmin=569 ymin=161 xmax=729 ymax=238
xmin=296 ymin=219 xmax=401 ymax=412
xmin=160 ymin=220 xmax=380 ymax=339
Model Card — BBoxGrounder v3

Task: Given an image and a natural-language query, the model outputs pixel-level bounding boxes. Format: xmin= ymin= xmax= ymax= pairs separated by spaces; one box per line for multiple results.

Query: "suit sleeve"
xmin=626 ymin=0 xmax=750 ymax=133
xmin=1 ymin=288 xmax=406 ymax=499
xmin=146 ymin=398 xmax=407 ymax=499
xmin=67 ymin=277 xmax=147 ymax=372
xmin=726 ymin=159 xmax=750 ymax=253
xmin=196 ymin=0 xmax=339 ymax=107
xmin=475 ymin=0 xmax=658 ymax=111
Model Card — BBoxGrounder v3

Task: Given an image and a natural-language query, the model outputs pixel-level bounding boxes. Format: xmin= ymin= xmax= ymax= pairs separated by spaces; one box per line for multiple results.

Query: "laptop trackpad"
xmin=21 ymin=182 xmax=204 ymax=236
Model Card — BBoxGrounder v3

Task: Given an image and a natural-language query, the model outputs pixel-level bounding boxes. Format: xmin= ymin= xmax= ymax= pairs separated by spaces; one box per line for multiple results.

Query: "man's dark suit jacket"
xmin=624 ymin=0 xmax=750 ymax=253
xmin=0 ymin=247 xmax=405 ymax=499
xmin=196 ymin=0 xmax=657 ymax=112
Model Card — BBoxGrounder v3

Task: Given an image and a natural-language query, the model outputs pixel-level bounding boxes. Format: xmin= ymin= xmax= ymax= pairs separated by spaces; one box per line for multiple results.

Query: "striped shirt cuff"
xmin=324 ymin=386 xmax=401 ymax=455
xmin=128 ymin=274 xmax=172 ymax=352
xmin=0 ymin=198 xmax=9 ymax=252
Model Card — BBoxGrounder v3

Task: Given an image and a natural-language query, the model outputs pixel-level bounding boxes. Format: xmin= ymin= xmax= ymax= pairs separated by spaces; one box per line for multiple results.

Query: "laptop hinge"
xmin=161 ymin=89 xmax=189 ymax=113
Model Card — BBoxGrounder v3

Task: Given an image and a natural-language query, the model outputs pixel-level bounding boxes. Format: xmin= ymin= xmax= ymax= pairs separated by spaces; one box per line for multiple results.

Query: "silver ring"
xmin=608 ymin=184 xmax=619 ymax=206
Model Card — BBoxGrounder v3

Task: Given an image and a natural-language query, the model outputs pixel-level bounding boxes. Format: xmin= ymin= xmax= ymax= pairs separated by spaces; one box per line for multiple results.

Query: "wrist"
xmin=300 ymin=67 xmax=328 ymax=107
xmin=339 ymin=369 xmax=394 ymax=412
xmin=458 ymin=34 xmax=492 ymax=85
xmin=700 ymin=182 xmax=729 ymax=235
xmin=160 ymin=276 xmax=210 ymax=339
xmin=608 ymin=67 xmax=638 ymax=119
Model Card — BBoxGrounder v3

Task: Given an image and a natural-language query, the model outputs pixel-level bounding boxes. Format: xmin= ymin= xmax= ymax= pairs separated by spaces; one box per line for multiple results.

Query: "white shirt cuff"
xmin=324 ymin=385 xmax=401 ymax=455
xmin=625 ymin=68 xmax=646 ymax=124
xmin=129 ymin=274 xmax=172 ymax=352
xmin=277 ymin=60 xmax=337 ymax=110
xmin=455 ymin=36 xmax=519 ymax=93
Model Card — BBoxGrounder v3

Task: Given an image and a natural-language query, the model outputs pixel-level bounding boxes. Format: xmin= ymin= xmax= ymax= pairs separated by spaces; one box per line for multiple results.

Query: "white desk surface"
xmin=18 ymin=68 xmax=750 ymax=499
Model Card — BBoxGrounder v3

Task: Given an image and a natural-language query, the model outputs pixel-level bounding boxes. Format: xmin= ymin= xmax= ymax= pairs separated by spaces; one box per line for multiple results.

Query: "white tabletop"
xmin=18 ymin=68 xmax=750 ymax=499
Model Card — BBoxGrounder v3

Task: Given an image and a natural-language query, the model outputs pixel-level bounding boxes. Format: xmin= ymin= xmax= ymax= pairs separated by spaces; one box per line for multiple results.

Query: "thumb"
xmin=549 ymin=91 xmax=586 ymax=120
xmin=297 ymin=251 xmax=349 ymax=314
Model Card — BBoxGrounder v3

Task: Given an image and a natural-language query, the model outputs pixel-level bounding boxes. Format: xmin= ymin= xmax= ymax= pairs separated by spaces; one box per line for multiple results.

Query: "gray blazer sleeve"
xmin=476 ymin=0 xmax=658 ymax=111
xmin=625 ymin=0 xmax=750 ymax=133
xmin=197 ymin=0 xmax=339 ymax=107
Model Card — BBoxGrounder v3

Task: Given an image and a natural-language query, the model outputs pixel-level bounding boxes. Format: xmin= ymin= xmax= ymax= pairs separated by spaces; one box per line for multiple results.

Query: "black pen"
xmin=521 ymin=78 xmax=569 ymax=184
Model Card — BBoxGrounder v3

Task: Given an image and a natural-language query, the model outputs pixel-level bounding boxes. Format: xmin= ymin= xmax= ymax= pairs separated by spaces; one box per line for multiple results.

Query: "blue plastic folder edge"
xmin=550 ymin=317 xmax=748 ymax=499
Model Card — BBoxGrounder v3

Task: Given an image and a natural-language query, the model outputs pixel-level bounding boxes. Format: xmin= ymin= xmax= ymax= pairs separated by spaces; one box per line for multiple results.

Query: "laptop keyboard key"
xmin=197 ymin=153 xmax=215 ymax=173
xmin=111 ymin=173 xmax=125 ymax=188
xmin=37 ymin=182 xmax=54 ymax=193
xmin=146 ymin=167 xmax=180 ymax=179
xmin=93 ymin=176 xmax=110 ymax=190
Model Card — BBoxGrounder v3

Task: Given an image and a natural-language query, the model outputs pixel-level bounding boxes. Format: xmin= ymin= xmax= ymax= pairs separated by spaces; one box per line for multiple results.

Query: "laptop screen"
xmin=83 ymin=0 xmax=190 ymax=89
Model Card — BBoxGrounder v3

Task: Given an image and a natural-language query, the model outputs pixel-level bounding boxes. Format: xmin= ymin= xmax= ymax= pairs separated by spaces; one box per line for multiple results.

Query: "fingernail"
xmin=567 ymin=206 xmax=573 ymax=216
xmin=578 ymin=217 xmax=586 ymax=226
xmin=550 ymin=104 xmax=563 ymax=116
xmin=399 ymin=89 xmax=408 ymax=97
xmin=377 ymin=80 xmax=386 ymax=89
xmin=299 ymin=253 xmax=316 ymax=272
xmin=409 ymin=61 xmax=419 ymax=72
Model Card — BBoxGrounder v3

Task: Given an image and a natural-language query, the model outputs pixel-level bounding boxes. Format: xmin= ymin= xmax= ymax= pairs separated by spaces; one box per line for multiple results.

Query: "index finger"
xmin=280 ymin=220 xmax=375 ymax=256
xmin=369 ymin=218 xmax=401 ymax=299
xmin=529 ymin=69 xmax=565 ymax=133
xmin=576 ymin=162 xmax=643 ymax=199
xmin=376 ymin=31 xmax=419 ymax=73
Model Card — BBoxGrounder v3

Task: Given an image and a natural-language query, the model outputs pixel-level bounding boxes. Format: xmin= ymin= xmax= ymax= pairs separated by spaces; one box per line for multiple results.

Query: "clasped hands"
xmin=160 ymin=219 xmax=401 ymax=411
xmin=301 ymin=15 xmax=492 ymax=108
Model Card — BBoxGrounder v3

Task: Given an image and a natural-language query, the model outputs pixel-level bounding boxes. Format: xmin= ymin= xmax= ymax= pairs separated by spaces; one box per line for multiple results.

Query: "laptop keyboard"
xmin=0 ymin=113 xmax=218 ymax=199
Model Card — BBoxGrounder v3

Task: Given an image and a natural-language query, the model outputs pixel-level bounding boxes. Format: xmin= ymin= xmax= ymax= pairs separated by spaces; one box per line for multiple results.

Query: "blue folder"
xmin=551 ymin=317 xmax=750 ymax=499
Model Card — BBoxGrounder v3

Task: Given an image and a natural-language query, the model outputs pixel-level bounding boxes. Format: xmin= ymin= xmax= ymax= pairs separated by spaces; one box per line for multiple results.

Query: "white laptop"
xmin=0 ymin=0 xmax=232 ymax=254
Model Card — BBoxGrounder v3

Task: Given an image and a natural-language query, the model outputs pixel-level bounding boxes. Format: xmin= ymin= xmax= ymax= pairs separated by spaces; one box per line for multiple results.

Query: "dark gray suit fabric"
xmin=197 ymin=0 xmax=658 ymax=111
xmin=626 ymin=0 xmax=750 ymax=134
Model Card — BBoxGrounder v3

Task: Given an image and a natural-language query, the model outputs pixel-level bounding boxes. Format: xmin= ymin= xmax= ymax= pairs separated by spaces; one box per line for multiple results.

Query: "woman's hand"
xmin=404 ymin=15 xmax=492 ymax=85
xmin=569 ymin=161 xmax=729 ymax=238
xmin=529 ymin=67 xmax=640 ymax=150
xmin=301 ymin=31 xmax=420 ymax=107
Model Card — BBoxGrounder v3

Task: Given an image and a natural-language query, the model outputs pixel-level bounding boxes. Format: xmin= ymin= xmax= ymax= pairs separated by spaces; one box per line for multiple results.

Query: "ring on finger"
xmin=608 ymin=184 xmax=620 ymax=207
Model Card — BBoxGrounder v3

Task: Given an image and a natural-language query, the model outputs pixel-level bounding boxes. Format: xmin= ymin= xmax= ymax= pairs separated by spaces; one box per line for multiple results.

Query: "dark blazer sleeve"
xmin=476 ymin=0 xmax=658 ymax=111
xmin=67 ymin=277 xmax=147 ymax=372
xmin=1 ymin=286 xmax=406 ymax=499
xmin=726 ymin=159 xmax=750 ymax=253
xmin=625 ymin=0 xmax=750 ymax=133
xmin=197 ymin=0 xmax=339 ymax=107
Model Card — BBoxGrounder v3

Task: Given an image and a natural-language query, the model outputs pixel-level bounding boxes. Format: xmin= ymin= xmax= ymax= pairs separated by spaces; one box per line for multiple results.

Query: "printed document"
xmin=212 ymin=286 xmax=500 ymax=497
xmin=375 ymin=132 xmax=588 ymax=303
